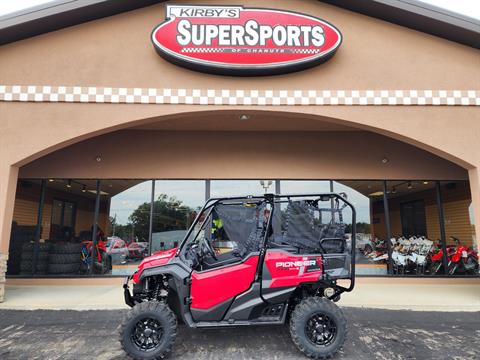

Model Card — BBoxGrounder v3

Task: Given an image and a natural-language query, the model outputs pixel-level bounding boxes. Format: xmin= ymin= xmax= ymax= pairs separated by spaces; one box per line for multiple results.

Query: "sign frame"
xmin=151 ymin=5 xmax=343 ymax=76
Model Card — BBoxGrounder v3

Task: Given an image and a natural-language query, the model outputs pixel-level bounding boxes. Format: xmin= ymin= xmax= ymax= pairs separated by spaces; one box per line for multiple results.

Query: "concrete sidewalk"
xmin=0 ymin=277 xmax=479 ymax=311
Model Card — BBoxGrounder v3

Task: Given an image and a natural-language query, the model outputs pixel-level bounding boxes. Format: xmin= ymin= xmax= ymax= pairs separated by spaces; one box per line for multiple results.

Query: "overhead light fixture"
xmin=48 ymin=179 xmax=54 ymax=182
xmin=407 ymin=181 xmax=412 ymax=189
xmin=392 ymin=186 xmax=397 ymax=194
xmin=95 ymin=156 xmax=102 ymax=162
xmin=66 ymin=179 xmax=72 ymax=188
xmin=82 ymin=185 xmax=87 ymax=193
xmin=87 ymin=189 xmax=109 ymax=196
xmin=423 ymin=181 xmax=429 ymax=185
xmin=239 ymin=114 xmax=250 ymax=121
xmin=381 ymin=157 xmax=389 ymax=164
xmin=368 ymin=191 xmax=384 ymax=197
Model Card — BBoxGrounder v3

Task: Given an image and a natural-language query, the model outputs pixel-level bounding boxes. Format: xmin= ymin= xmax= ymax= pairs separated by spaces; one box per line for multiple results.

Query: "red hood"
xmin=132 ymin=248 xmax=177 ymax=283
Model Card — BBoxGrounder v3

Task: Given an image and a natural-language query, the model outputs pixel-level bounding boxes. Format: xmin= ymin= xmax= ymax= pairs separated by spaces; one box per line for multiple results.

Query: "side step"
xmin=195 ymin=318 xmax=285 ymax=328
xmin=195 ymin=304 xmax=288 ymax=328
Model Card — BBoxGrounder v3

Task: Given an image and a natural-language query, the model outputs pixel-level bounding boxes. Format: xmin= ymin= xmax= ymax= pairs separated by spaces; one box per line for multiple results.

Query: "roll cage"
xmin=176 ymin=192 xmax=357 ymax=296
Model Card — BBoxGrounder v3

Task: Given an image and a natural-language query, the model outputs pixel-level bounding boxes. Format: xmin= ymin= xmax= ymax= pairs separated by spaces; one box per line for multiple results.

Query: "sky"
xmin=0 ymin=0 xmax=479 ymax=19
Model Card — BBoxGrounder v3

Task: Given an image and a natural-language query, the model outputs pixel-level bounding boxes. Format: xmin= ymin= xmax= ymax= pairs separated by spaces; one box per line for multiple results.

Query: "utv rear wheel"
xmin=290 ymin=297 xmax=347 ymax=359
xmin=120 ymin=301 xmax=177 ymax=360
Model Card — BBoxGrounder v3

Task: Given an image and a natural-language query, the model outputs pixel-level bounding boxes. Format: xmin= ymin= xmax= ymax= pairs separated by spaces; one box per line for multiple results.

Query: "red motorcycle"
xmin=447 ymin=237 xmax=478 ymax=275
xmin=80 ymin=228 xmax=112 ymax=274
xmin=429 ymin=237 xmax=478 ymax=275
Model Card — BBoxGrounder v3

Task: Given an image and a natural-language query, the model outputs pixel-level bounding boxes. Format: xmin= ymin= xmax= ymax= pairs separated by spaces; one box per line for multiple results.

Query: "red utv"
xmin=121 ymin=193 xmax=357 ymax=359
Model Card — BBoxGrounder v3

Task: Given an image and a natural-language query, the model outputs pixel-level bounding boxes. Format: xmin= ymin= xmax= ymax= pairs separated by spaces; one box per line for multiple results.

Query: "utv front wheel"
xmin=290 ymin=297 xmax=347 ymax=359
xmin=120 ymin=301 xmax=177 ymax=359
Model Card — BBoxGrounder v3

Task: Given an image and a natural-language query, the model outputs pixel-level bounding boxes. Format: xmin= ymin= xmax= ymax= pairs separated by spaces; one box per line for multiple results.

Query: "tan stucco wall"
xmin=18 ymin=129 xmax=468 ymax=180
xmin=0 ymin=0 xmax=479 ymax=255
xmin=0 ymin=0 xmax=478 ymax=90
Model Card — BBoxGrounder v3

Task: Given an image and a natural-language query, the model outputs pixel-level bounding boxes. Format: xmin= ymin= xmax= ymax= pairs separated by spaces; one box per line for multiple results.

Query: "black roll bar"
xmin=176 ymin=193 xmax=356 ymax=292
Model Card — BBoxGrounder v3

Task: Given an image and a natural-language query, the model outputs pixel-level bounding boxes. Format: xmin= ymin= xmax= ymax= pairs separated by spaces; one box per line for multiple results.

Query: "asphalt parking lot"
xmin=0 ymin=308 xmax=479 ymax=360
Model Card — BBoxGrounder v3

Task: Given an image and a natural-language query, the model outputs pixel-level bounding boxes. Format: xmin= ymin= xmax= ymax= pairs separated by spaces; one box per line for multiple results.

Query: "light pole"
xmin=260 ymin=180 xmax=273 ymax=193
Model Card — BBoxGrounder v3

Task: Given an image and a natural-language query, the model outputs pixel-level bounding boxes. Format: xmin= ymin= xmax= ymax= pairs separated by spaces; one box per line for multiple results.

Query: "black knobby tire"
xmin=49 ymin=253 xmax=80 ymax=264
xmin=19 ymin=270 xmax=47 ymax=276
xmin=101 ymin=255 xmax=112 ymax=274
xmin=120 ymin=301 xmax=177 ymax=360
xmin=51 ymin=243 xmax=83 ymax=254
xmin=21 ymin=251 xmax=49 ymax=261
xmin=48 ymin=263 xmax=80 ymax=274
xmin=20 ymin=260 xmax=48 ymax=272
xmin=290 ymin=297 xmax=347 ymax=360
xmin=22 ymin=242 xmax=51 ymax=252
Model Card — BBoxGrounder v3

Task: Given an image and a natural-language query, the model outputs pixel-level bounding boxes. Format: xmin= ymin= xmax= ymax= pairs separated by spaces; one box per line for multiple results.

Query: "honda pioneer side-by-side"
xmin=121 ymin=193 xmax=357 ymax=359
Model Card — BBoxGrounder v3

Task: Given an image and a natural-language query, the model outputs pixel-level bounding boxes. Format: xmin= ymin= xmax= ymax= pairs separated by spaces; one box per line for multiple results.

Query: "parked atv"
xmin=121 ymin=193 xmax=357 ymax=359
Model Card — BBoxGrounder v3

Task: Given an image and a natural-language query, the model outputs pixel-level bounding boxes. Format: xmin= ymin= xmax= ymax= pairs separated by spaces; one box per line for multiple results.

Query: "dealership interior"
xmin=8 ymin=177 xmax=476 ymax=278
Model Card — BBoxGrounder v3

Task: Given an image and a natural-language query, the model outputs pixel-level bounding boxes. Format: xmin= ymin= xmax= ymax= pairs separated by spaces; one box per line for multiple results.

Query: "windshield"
xmin=182 ymin=206 xmax=213 ymax=248
xmin=181 ymin=199 xmax=268 ymax=254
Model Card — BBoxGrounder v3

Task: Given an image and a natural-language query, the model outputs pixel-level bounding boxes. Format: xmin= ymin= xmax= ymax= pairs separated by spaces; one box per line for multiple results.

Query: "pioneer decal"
xmin=151 ymin=5 xmax=342 ymax=76
xmin=276 ymin=260 xmax=317 ymax=269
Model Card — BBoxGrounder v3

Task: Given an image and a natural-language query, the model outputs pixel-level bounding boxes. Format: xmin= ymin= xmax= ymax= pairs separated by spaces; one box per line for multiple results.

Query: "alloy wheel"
xmin=305 ymin=313 xmax=337 ymax=347
xmin=132 ymin=318 xmax=164 ymax=352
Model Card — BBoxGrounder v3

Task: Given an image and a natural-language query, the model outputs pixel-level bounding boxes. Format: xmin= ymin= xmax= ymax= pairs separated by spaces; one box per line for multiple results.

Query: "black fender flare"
xmin=137 ymin=261 xmax=193 ymax=325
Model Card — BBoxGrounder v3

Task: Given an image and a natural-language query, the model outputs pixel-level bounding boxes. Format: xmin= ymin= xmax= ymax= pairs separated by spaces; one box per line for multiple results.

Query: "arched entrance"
xmin=3 ymin=110 xmax=477 ymax=280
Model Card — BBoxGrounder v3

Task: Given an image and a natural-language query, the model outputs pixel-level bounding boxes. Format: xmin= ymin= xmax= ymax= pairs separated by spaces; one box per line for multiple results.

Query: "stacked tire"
xmin=48 ymin=243 xmax=82 ymax=275
xmin=19 ymin=242 xmax=51 ymax=275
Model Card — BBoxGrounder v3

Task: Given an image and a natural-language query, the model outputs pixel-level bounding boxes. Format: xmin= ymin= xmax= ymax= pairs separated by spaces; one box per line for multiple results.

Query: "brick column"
xmin=0 ymin=165 xmax=19 ymax=302
xmin=0 ymin=252 xmax=7 ymax=302
xmin=468 ymin=167 xmax=480 ymax=254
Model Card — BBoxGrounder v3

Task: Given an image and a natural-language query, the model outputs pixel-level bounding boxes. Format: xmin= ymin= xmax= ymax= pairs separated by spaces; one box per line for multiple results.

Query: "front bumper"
xmin=123 ymin=276 xmax=135 ymax=307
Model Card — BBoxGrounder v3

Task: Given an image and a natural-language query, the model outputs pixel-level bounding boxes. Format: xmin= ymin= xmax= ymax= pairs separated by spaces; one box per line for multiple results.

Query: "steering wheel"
xmin=201 ymin=237 xmax=217 ymax=261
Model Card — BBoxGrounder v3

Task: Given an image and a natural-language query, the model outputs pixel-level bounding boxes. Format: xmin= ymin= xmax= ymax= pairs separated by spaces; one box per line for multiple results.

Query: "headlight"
xmin=324 ymin=287 xmax=335 ymax=298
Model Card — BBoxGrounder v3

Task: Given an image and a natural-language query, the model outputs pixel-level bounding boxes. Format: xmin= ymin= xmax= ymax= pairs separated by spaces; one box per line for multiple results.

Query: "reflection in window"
xmin=108 ymin=181 xmax=152 ymax=270
xmin=152 ymin=181 xmax=205 ymax=253
xmin=7 ymin=178 xmax=477 ymax=278
xmin=333 ymin=181 xmax=387 ymax=275
xmin=210 ymin=180 xmax=269 ymax=197
xmin=280 ymin=180 xmax=330 ymax=195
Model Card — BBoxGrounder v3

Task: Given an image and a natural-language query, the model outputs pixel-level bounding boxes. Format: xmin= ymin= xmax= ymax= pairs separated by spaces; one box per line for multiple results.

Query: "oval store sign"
xmin=151 ymin=5 xmax=342 ymax=76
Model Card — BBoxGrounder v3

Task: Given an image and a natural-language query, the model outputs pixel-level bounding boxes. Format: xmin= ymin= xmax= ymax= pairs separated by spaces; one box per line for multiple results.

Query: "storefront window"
xmin=7 ymin=179 xmax=43 ymax=276
xmin=152 ymin=180 xmax=205 ymax=253
xmin=385 ymin=180 xmax=442 ymax=275
xmin=7 ymin=178 xmax=475 ymax=278
xmin=8 ymin=179 xmax=111 ymax=276
xmin=333 ymin=181 xmax=387 ymax=275
xmin=107 ymin=180 xmax=152 ymax=275
xmin=280 ymin=180 xmax=330 ymax=195
xmin=439 ymin=181 xmax=478 ymax=276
